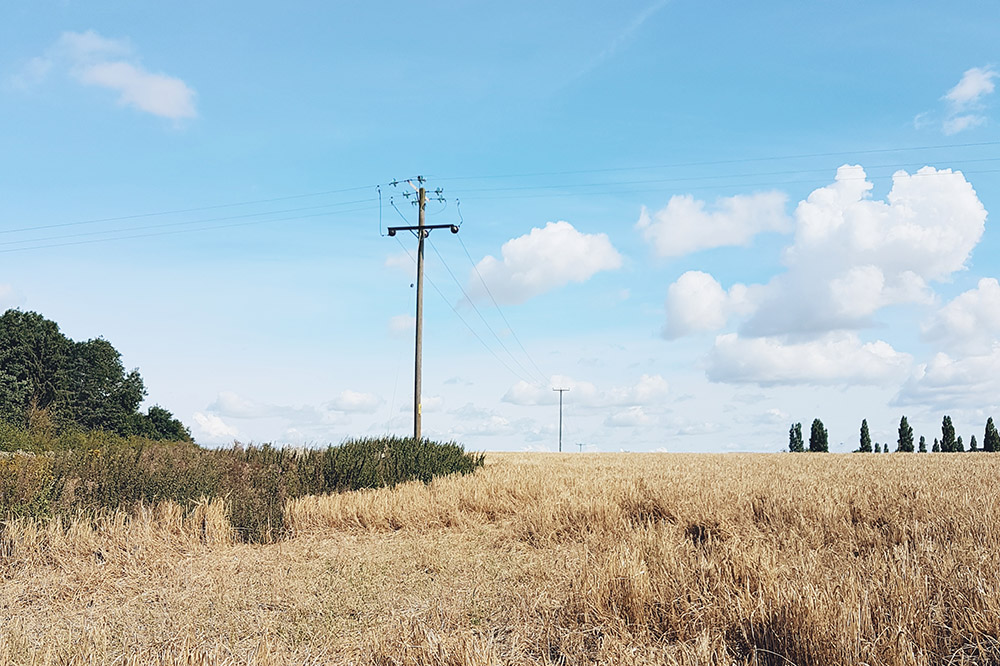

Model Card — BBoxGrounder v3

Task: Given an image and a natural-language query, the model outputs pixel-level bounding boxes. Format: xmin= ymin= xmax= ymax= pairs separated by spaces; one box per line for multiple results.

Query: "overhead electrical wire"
xmin=426 ymin=237 xmax=546 ymax=385
xmin=456 ymin=233 xmax=549 ymax=384
xmin=433 ymin=139 xmax=1000 ymax=182
xmin=393 ymin=234 xmax=535 ymax=384
xmin=0 ymin=203 xmax=377 ymax=254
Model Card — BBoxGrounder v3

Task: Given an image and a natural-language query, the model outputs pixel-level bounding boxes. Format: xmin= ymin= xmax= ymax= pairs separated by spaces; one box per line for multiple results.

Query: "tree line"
xmin=788 ymin=415 xmax=1000 ymax=453
xmin=0 ymin=309 xmax=190 ymax=441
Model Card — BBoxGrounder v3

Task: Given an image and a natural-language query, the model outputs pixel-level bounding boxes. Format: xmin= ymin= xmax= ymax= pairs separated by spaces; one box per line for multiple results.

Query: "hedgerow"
xmin=0 ymin=428 xmax=484 ymax=542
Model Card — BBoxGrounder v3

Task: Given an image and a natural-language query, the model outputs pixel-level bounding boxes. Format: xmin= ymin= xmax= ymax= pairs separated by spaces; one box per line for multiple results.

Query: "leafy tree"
xmin=0 ymin=310 xmax=70 ymax=427
xmin=985 ymin=417 xmax=1000 ymax=453
xmin=956 ymin=435 xmax=964 ymax=452
xmin=859 ymin=419 xmax=872 ymax=453
xmin=932 ymin=438 xmax=940 ymax=453
xmin=970 ymin=435 xmax=978 ymax=452
xmin=809 ymin=418 xmax=829 ymax=452
xmin=132 ymin=405 xmax=193 ymax=442
xmin=896 ymin=416 xmax=914 ymax=452
xmin=788 ymin=422 xmax=804 ymax=452
xmin=0 ymin=309 xmax=188 ymax=440
xmin=941 ymin=416 xmax=956 ymax=453
xmin=918 ymin=435 xmax=927 ymax=453
xmin=874 ymin=442 xmax=881 ymax=453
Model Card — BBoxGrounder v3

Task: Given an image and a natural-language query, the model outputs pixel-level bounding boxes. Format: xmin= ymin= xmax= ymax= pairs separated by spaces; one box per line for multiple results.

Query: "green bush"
xmin=0 ymin=427 xmax=484 ymax=542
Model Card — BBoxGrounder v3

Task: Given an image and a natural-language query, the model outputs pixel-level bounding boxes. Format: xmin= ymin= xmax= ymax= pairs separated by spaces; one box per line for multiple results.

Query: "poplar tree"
xmin=932 ymin=438 xmax=940 ymax=453
xmin=788 ymin=423 xmax=804 ymax=452
xmin=985 ymin=417 xmax=999 ymax=453
xmin=874 ymin=442 xmax=881 ymax=453
xmin=941 ymin=416 xmax=956 ymax=453
xmin=956 ymin=435 xmax=965 ymax=452
xmin=859 ymin=419 xmax=872 ymax=452
xmin=970 ymin=435 xmax=978 ymax=452
xmin=896 ymin=416 xmax=914 ymax=452
xmin=918 ymin=435 xmax=927 ymax=453
xmin=809 ymin=418 xmax=829 ymax=452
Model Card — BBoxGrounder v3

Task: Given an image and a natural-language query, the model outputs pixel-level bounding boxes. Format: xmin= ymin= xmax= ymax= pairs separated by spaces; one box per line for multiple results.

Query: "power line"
xmin=392 ymin=234 xmax=534 ymax=384
xmin=0 ymin=183 xmax=383 ymax=236
xmin=426 ymin=236 xmax=544 ymax=385
xmin=0 ymin=203 xmax=377 ymax=254
xmin=434 ymin=140 xmax=1000 ymax=182
xmin=0 ymin=198 xmax=377 ymax=248
xmin=456 ymin=233 xmax=549 ymax=384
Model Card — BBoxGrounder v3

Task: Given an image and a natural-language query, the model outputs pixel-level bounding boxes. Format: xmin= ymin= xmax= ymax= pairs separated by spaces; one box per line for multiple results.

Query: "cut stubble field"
xmin=2 ymin=452 xmax=999 ymax=665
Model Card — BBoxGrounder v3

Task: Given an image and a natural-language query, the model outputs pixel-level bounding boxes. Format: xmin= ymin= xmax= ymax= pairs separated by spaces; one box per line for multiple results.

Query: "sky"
xmin=1 ymin=1 xmax=999 ymax=453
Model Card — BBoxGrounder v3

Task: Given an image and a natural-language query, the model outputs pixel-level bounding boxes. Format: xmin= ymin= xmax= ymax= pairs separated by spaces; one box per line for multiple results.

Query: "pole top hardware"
xmin=387 ymin=223 xmax=460 ymax=237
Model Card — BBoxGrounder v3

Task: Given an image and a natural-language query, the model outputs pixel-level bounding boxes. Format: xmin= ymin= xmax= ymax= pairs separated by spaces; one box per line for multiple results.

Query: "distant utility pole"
xmin=386 ymin=176 xmax=458 ymax=441
xmin=553 ymin=387 xmax=569 ymax=452
xmin=577 ymin=442 xmax=583 ymax=453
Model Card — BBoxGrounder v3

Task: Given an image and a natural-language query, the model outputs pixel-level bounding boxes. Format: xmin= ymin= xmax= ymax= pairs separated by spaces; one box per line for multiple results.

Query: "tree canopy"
xmin=0 ymin=309 xmax=190 ymax=441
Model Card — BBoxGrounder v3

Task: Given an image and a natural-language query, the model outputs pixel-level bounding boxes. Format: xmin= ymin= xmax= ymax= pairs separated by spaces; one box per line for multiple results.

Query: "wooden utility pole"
xmin=413 ymin=186 xmax=425 ymax=440
xmin=553 ymin=387 xmax=569 ymax=452
xmin=386 ymin=177 xmax=458 ymax=441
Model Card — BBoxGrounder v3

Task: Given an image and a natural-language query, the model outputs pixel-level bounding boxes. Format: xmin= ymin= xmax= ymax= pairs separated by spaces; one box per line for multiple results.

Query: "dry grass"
xmin=2 ymin=452 xmax=999 ymax=665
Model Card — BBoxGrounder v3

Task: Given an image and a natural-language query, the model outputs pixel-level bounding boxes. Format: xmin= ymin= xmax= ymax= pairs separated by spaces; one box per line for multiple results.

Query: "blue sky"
xmin=2 ymin=1 xmax=999 ymax=451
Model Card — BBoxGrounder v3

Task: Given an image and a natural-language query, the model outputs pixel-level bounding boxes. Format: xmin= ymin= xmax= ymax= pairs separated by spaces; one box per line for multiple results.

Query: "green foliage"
xmin=0 ymin=428 xmax=484 ymax=542
xmin=956 ymin=435 xmax=964 ymax=453
xmin=970 ymin=435 xmax=978 ymax=452
xmin=859 ymin=419 xmax=872 ymax=453
xmin=788 ymin=423 xmax=804 ymax=452
xmin=932 ymin=438 xmax=940 ymax=453
xmin=0 ymin=309 xmax=188 ymax=441
xmin=985 ymin=417 xmax=999 ymax=453
xmin=808 ymin=418 xmax=828 ymax=453
xmin=874 ymin=442 xmax=881 ymax=453
xmin=941 ymin=416 xmax=956 ymax=453
xmin=896 ymin=416 xmax=914 ymax=453
xmin=918 ymin=435 xmax=927 ymax=453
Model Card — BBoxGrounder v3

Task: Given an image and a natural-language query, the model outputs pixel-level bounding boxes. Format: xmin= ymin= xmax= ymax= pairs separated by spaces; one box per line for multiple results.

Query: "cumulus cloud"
xmin=706 ymin=332 xmax=912 ymax=386
xmin=636 ymin=191 xmax=790 ymax=258
xmin=208 ymin=391 xmax=349 ymax=423
xmin=743 ymin=165 xmax=985 ymax=336
xmin=663 ymin=271 xmax=757 ymax=338
xmin=922 ymin=278 xmax=1000 ymax=355
xmin=192 ymin=412 xmax=238 ymax=440
xmin=503 ymin=374 xmax=668 ymax=407
xmin=467 ymin=221 xmax=622 ymax=305
xmin=14 ymin=30 xmax=196 ymax=120
xmin=894 ymin=349 xmax=1000 ymax=411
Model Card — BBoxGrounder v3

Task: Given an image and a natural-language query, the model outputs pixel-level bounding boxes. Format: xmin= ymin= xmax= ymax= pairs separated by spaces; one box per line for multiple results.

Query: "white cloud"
xmin=503 ymin=373 xmax=668 ymax=407
xmin=15 ymin=30 xmax=196 ymax=120
xmin=467 ymin=221 xmax=622 ymax=305
xmin=945 ymin=66 xmax=997 ymax=109
xmin=923 ymin=278 xmax=1000 ymax=355
xmin=328 ymin=390 xmax=382 ymax=413
xmin=941 ymin=66 xmax=996 ymax=135
xmin=208 ymin=391 xmax=350 ymax=424
xmin=663 ymin=271 xmax=757 ymax=338
xmin=77 ymin=61 xmax=196 ymax=119
xmin=605 ymin=406 xmax=654 ymax=427
xmin=743 ymin=165 xmax=985 ymax=336
xmin=894 ymin=349 xmax=1000 ymax=411
xmin=636 ymin=191 xmax=790 ymax=258
xmin=706 ymin=332 xmax=912 ymax=387
xmin=192 ymin=412 xmax=238 ymax=440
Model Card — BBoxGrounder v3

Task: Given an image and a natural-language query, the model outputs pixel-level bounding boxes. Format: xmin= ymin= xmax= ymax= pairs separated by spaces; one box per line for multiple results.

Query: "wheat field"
xmin=2 ymin=452 xmax=998 ymax=665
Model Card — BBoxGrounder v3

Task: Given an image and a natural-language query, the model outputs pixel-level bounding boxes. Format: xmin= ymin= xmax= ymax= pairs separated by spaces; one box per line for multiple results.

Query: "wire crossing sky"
xmin=1 ymin=1 xmax=999 ymax=451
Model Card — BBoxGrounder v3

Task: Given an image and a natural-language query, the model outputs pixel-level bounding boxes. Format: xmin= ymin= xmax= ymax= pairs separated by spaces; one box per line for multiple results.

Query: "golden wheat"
xmin=2 ymin=453 xmax=998 ymax=665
